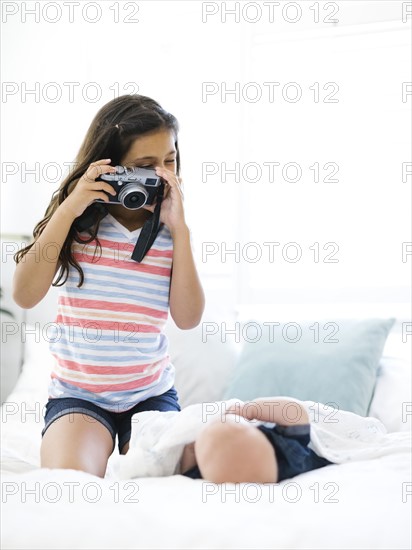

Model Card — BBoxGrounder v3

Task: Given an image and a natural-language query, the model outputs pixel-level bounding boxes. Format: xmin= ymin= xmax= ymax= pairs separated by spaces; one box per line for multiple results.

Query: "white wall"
xmin=1 ymin=1 xmax=411 ymax=330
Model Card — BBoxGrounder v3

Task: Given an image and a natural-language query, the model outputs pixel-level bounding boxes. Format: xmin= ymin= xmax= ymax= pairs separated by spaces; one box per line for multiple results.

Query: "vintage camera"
xmin=96 ymin=165 xmax=163 ymax=210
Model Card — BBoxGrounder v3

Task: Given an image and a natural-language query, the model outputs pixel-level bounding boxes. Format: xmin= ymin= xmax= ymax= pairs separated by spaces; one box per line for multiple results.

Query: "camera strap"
xmin=73 ymin=202 xmax=108 ymax=232
xmin=131 ymin=182 xmax=164 ymax=263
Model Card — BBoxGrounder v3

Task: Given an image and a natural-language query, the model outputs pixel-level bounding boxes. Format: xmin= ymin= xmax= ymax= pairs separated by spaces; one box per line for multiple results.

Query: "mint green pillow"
xmin=223 ymin=318 xmax=396 ymax=416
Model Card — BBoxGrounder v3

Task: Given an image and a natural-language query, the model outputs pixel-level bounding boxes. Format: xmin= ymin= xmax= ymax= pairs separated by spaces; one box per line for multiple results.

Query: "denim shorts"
xmin=41 ymin=386 xmax=181 ymax=454
xmin=256 ymin=423 xmax=333 ymax=482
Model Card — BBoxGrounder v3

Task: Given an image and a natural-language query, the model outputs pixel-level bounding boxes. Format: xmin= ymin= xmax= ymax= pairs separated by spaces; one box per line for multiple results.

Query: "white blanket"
xmin=108 ymin=399 xmax=411 ymax=479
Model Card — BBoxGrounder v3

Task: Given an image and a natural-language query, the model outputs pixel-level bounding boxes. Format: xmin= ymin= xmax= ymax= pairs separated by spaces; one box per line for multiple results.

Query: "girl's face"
xmin=106 ymin=128 xmax=177 ymax=222
xmin=121 ymin=128 xmax=177 ymax=172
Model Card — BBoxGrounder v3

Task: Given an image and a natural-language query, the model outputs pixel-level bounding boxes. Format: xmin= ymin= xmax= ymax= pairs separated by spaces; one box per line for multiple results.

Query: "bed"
xmin=1 ymin=310 xmax=411 ymax=550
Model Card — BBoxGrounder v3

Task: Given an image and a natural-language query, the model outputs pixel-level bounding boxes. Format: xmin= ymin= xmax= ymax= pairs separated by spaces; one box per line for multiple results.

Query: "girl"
xmin=13 ymin=94 xmax=205 ymax=478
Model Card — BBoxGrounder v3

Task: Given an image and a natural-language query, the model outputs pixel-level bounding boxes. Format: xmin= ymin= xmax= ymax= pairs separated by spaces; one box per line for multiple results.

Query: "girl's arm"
xmin=226 ymin=397 xmax=310 ymax=426
xmin=12 ymin=202 xmax=77 ymax=309
xmin=168 ymin=224 xmax=205 ymax=330
xmin=13 ymin=159 xmax=117 ymax=309
xmin=149 ymin=166 xmax=205 ymax=329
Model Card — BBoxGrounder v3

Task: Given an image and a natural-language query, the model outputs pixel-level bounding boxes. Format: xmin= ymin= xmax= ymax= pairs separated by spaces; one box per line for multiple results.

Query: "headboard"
xmin=1 ymin=233 xmax=60 ymax=402
xmin=1 ymin=234 xmax=30 ymax=402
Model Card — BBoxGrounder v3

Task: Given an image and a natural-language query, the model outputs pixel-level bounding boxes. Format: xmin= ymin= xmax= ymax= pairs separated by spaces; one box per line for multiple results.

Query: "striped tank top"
xmin=47 ymin=212 xmax=175 ymax=412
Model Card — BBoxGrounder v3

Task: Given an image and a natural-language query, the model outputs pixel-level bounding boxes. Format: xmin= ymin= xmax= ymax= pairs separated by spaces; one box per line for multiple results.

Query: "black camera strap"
xmin=131 ymin=181 xmax=164 ymax=263
xmin=73 ymin=202 xmax=108 ymax=233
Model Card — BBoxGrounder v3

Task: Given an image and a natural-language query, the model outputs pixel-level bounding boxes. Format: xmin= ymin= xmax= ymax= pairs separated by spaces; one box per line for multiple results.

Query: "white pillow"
xmin=369 ymin=355 xmax=412 ymax=433
xmin=164 ymin=314 xmax=240 ymax=408
xmin=10 ymin=332 xmax=53 ymax=400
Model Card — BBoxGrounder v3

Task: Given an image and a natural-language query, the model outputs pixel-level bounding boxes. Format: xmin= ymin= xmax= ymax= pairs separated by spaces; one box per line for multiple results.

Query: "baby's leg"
xmin=195 ymin=416 xmax=278 ymax=483
xmin=180 ymin=442 xmax=197 ymax=473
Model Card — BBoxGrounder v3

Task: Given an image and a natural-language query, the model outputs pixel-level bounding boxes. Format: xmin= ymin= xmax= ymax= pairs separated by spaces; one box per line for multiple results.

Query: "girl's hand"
xmin=142 ymin=166 xmax=186 ymax=233
xmin=61 ymin=159 xmax=118 ymax=218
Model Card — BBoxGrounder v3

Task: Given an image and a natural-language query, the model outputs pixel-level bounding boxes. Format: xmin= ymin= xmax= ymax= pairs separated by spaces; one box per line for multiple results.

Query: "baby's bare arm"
xmin=226 ymin=397 xmax=309 ymax=426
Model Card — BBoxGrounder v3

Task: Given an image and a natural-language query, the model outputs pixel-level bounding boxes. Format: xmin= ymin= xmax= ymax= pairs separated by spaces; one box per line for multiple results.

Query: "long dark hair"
xmin=14 ymin=94 xmax=180 ymax=287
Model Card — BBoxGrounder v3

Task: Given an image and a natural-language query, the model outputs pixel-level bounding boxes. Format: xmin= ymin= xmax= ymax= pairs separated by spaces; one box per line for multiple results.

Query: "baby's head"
xmin=194 ymin=415 xmax=278 ymax=483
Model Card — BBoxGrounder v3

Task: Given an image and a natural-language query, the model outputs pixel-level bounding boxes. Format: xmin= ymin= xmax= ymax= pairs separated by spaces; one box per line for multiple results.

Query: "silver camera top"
xmin=101 ymin=165 xmax=159 ymax=185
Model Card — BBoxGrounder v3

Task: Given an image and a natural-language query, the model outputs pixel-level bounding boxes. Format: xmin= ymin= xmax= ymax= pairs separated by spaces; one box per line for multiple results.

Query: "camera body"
xmin=96 ymin=165 xmax=163 ymax=210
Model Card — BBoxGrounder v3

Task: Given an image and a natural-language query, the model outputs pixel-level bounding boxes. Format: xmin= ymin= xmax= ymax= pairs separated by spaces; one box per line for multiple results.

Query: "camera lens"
xmin=118 ymin=184 xmax=148 ymax=210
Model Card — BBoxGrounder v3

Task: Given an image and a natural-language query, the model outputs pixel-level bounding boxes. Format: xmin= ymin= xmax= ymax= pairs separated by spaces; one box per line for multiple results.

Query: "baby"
xmin=179 ymin=397 xmax=333 ymax=483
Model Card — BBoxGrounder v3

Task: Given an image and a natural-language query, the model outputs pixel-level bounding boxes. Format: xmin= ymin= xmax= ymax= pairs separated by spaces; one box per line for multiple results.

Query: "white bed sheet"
xmin=1 ymin=345 xmax=411 ymax=550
